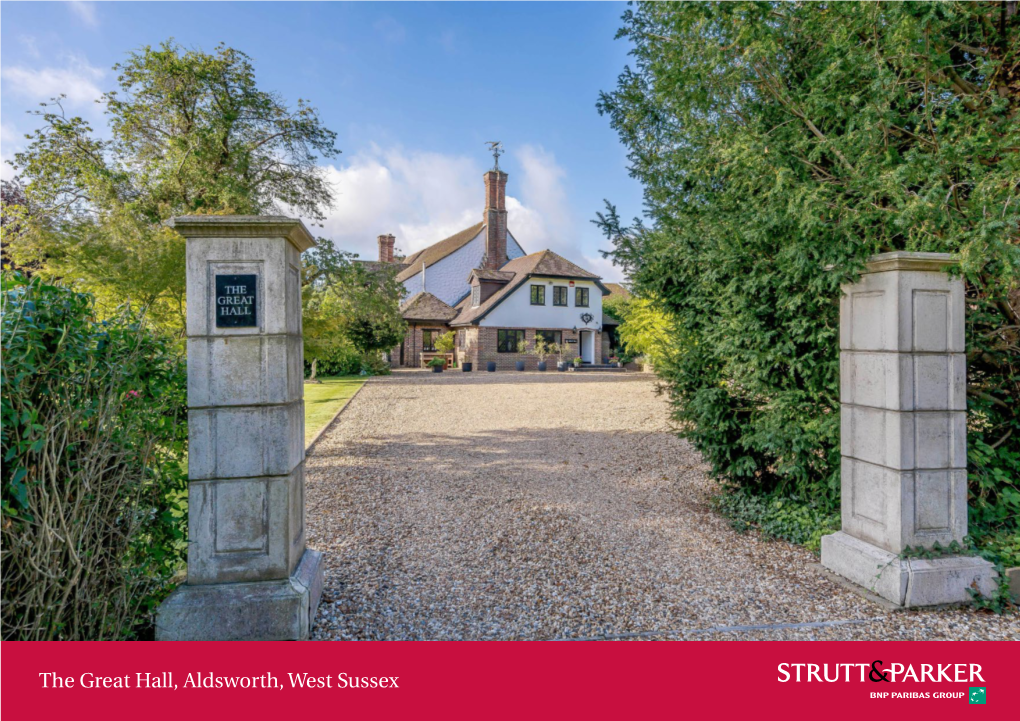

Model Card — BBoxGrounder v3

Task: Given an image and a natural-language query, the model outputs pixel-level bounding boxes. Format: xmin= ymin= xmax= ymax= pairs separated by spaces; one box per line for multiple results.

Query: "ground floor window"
xmin=497 ymin=329 xmax=526 ymax=353
xmin=422 ymin=328 xmax=443 ymax=352
xmin=535 ymin=329 xmax=562 ymax=346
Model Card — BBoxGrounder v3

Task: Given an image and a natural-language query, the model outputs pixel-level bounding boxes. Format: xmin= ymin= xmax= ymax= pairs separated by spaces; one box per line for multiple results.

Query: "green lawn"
xmin=304 ymin=375 xmax=366 ymax=444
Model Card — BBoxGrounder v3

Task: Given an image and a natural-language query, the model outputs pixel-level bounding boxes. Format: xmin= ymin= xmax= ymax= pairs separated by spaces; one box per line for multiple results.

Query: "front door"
xmin=580 ymin=331 xmax=595 ymax=364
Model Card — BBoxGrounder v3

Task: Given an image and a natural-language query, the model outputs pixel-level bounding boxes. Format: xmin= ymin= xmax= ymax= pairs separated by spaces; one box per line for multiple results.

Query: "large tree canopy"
xmin=5 ymin=41 xmax=340 ymax=331
xmin=598 ymin=2 xmax=1018 ymax=559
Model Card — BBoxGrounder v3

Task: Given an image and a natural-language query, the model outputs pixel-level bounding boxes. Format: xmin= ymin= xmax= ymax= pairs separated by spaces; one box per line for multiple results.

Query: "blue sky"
xmin=0 ymin=1 xmax=643 ymax=280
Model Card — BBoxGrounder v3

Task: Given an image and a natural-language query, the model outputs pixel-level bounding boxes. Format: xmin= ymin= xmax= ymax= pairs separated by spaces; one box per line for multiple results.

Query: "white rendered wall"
xmin=480 ymin=276 xmax=603 ymax=330
xmin=400 ymin=229 xmax=525 ymax=307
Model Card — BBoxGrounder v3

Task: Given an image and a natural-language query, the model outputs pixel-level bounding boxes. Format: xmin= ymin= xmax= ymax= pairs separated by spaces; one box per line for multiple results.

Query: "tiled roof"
xmin=468 ymin=268 xmax=515 ymax=282
xmin=530 ymin=251 xmax=601 ymax=279
xmin=395 ymin=222 xmax=485 ymax=283
xmin=400 ymin=292 xmax=459 ymax=322
xmin=603 ymin=282 xmax=632 ymax=299
xmin=452 ymin=250 xmax=606 ymax=326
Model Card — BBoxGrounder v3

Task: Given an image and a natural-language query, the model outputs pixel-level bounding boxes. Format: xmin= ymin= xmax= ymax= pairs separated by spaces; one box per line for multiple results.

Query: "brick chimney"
xmin=377 ymin=233 xmax=395 ymax=263
xmin=481 ymin=170 xmax=508 ymax=270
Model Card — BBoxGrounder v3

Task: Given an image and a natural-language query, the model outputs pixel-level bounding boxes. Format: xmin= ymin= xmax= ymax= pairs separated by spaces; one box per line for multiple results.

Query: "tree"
xmin=301 ymin=246 xmax=406 ymax=378
xmin=6 ymin=41 xmax=340 ymax=333
xmin=598 ymin=2 xmax=1019 ymax=560
xmin=0 ymin=179 xmax=34 ymax=274
xmin=613 ymin=297 xmax=675 ymax=367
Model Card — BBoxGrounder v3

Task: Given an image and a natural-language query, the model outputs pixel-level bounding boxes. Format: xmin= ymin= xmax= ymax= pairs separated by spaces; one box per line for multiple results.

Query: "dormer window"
xmin=471 ymin=285 xmax=481 ymax=307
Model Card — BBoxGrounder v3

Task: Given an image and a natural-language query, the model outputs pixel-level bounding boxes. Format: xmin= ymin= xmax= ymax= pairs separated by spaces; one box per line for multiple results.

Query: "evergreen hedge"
xmin=597 ymin=2 xmax=1019 ymax=564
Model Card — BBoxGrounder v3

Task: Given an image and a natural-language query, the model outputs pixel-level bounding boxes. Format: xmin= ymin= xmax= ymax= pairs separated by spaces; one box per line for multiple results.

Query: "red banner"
xmin=0 ymin=641 xmax=1011 ymax=718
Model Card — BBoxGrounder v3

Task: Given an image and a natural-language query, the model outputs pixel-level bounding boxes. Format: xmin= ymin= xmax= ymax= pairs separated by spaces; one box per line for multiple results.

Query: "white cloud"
xmin=1 ymin=55 xmax=105 ymax=108
xmin=309 ymin=144 xmax=623 ymax=281
xmin=67 ymin=1 xmax=98 ymax=27
xmin=509 ymin=144 xmax=622 ymax=281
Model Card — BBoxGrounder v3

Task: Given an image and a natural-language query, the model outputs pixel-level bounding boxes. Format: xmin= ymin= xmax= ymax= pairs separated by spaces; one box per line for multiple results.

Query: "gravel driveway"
xmin=305 ymin=371 xmax=1018 ymax=640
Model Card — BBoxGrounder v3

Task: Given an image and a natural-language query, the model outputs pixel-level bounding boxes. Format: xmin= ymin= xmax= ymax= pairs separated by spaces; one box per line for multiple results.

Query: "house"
xmin=376 ymin=161 xmax=613 ymax=369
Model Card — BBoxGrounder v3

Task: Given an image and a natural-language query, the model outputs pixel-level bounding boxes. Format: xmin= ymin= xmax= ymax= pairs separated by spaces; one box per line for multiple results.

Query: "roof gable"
xmin=451 ymin=250 xmax=607 ymax=326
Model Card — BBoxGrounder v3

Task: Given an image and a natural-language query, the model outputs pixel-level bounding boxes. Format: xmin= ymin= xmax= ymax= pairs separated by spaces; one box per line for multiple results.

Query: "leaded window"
xmin=471 ymin=285 xmax=481 ymax=307
xmin=575 ymin=287 xmax=589 ymax=307
xmin=553 ymin=286 xmax=568 ymax=306
xmin=497 ymin=329 xmax=526 ymax=353
xmin=536 ymin=330 xmax=562 ymax=346
xmin=530 ymin=284 xmax=546 ymax=305
xmin=422 ymin=328 xmax=442 ymax=352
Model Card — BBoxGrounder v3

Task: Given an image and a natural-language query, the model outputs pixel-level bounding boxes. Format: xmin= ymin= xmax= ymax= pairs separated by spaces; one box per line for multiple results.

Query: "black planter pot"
xmin=536 ymin=361 xmax=547 ymax=371
xmin=462 ymin=362 xmax=473 ymax=372
xmin=431 ymin=365 xmax=443 ymax=373
xmin=487 ymin=361 xmax=497 ymax=372
xmin=557 ymin=361 xmax=567 ymax=372
xmin=515 ymin=360 xmax=526 ymax=371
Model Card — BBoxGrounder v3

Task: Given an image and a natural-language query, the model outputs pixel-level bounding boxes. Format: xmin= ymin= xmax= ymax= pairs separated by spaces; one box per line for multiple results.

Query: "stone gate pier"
xmin=157 ymin=216 xmax=323 ymax=640
xmin=821 ymin=252 xmax=996 ymax=606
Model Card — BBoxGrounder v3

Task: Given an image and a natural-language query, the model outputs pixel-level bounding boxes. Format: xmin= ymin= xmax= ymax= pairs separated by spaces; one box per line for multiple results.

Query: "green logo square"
xmin=969 ymin=687 xmax=986 ymax=704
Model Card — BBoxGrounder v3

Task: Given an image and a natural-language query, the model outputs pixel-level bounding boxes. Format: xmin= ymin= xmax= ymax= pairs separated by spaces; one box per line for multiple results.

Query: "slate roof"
xmin=395 ymin=222 xmax=485 ymax=283
xmin=400 ymin=291 xmax=459 ymax=322
xmin=451 ymin=250 xmax=608 ymax=326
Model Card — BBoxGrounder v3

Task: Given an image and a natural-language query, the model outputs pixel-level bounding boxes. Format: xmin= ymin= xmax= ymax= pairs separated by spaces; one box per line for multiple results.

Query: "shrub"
xmin=305 ymin=342 xmax=363 ymax=377
xmin=599 ymin=2 xmax=1019 ymax=565
xmin=434 ymin=331 xmax=456 ymax=354
xmin=1 ymin=273 xmax=188 ymax=639
xmin=358 ymin=352 xmax=392 ymax=376
xmin=713 ymin=489 xmax=840 ymax=553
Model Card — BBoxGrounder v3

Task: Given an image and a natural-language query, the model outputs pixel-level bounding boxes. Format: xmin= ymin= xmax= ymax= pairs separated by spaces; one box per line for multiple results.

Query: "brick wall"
xmin=458 ymin=327 xmax=603 ymax=371
xmin=391 ymin=323 xmax=453 ymax=367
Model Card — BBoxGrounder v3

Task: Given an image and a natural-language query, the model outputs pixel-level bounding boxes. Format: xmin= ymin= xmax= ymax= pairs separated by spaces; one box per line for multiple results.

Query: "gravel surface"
xmin=306 ymin=371 xmax=1018 ymax=641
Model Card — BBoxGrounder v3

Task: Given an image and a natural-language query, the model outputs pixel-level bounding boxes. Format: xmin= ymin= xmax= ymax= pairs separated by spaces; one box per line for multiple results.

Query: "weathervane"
xmin=485 ymin=141 xmax=504 ymax=171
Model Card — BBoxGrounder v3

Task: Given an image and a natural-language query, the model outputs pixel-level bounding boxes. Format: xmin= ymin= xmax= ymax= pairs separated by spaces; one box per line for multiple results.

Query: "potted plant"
xmin=572 ymin=356 xmax=583 ymax=368
xmin=487 ymin=361 xmax=497 ymax=372
xmin=462 ymin=361 xmax=472 ymax=372
xmin=533 ymin=337 xmax=550 ymax=371
xmin=609 ymin=355 xmax=622 ymax=368
xmin=427 ymin=357 xmax=446 ymax=373
xmin=554 ymin=343 xmax=568 ymax=371
xmin=515 ymin=338 xmax=528 ymax=371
